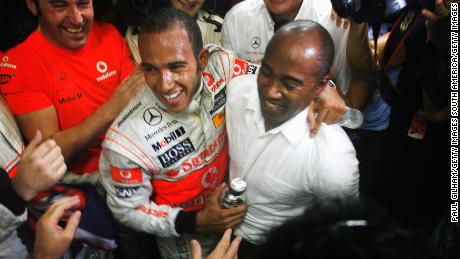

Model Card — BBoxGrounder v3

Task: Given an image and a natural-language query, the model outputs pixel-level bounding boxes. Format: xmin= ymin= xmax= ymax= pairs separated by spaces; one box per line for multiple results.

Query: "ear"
xmin=313 ymin=75 xmax=330 ymax=97
xmin=197 ymin=48 xmax=209 ymax=73
xmin=25 ymin=0 xmax=38 ymax=16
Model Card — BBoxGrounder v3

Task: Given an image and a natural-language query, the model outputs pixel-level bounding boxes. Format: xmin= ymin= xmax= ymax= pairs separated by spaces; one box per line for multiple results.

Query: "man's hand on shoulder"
xmin=196 ymin=184 xmax=247 ymax=232
xmin=101 ymin=68 xmax=145 ymax=121
xmin=307 ymin=84 xmax=347 ymax=138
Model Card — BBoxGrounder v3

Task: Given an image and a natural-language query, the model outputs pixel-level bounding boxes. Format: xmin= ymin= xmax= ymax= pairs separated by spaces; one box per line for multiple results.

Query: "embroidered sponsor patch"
xmin=114 ymin=186 xmax=140 ymax=198
xmin=151 ymin=126 xmax=186 ymax=152
xmin=212 ymin=109 xmax=225 ymax=128
xmin=137 ymin=205 xmax=168 ymax=218
xmin=233 ymin=58 xmax=258 ymax=78
xmin=111 ymin=166 xmax=142 ymax=185
xmin=203 ymin=71 xmax=224 ymax=92
xmin=157 ymin=138 xmax=196 ymax=168
xmin=210 ymin=88 xmax=226 ymax=115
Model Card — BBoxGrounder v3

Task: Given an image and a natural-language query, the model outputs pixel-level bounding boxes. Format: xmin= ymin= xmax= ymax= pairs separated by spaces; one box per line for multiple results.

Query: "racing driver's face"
xmin=27 ymin=0 xmax=94 ymax=50
xmin=139 ymin=26 xmax=208 ymax=113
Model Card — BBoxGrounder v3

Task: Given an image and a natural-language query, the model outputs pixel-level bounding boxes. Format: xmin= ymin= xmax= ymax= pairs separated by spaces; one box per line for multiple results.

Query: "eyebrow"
xmin=261 ymin=61 xmax=304 ymax=85
xmin=140 ymin=62 xmax=154 ymax=67
xmin=167 ymin=61 xmax=187 ymax=67
xmin=48 ymin=0 xmax=67 ymax=4
xmin=140 ymin=61 xmax=188 ymax=69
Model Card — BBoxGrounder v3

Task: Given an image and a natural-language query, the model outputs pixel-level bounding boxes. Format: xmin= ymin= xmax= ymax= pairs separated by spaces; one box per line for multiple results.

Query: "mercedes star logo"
xmin=143 ymin=107 xmax=162 ymax=126
xmin=250 ymin=37 xmax=261 ymax=49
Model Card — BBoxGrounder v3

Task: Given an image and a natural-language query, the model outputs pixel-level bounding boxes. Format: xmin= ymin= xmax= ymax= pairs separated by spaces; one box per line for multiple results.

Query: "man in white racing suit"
xmin=99 ymin=8 xmax=253 ymax=259
xmin=100 ymin=7 xmax=347 ymax=259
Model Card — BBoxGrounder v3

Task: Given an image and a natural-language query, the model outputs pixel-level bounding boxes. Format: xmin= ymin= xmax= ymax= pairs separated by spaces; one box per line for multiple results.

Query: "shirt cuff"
xmin=0 ymin=170 xmax=26 ymax=216
xmin=175 ymin=210 xmax=197 ymax=234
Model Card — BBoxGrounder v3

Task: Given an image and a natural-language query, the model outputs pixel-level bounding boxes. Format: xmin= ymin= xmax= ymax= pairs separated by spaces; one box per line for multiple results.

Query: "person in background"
xmin=0 ymin=0 xmax=145 ymax=186
xmin=0 ymin=127 xmax=67 ymax=258
xmin=260 ymin=199 xmax=440 ymax=259
xmin=125 ymin=0 xmax=223 ymax=64
xmin=222 ymin=0 xmax=375 ymax=136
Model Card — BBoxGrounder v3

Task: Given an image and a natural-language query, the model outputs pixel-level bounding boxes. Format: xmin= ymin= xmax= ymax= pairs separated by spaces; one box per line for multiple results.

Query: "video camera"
xmin=329 ymin=0 xmax=428 ymax=23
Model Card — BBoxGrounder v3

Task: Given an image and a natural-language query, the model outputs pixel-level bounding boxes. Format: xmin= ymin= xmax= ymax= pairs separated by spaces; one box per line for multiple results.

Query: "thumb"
xmin=22 ymin=130 xmax=43 ymax=157
xmin=421 ymin=9 xmax=439 ymax=21
xmin=190 ymin=240 xmax=202 ymax=259
xmin=63 ymin=210 xmax=81 ymax=237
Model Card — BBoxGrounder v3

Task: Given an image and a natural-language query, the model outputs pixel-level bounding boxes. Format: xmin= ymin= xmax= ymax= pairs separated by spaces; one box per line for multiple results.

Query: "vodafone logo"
xmin=96 ymin=61 xmax=108 ymax=73
xmin=96 ymin=61 xmax=117 ymax=82
xmin=0 ymin=56 xmax=16 ymax=69
xmin=201 ymin=167 xmax=219 ymax=188
xmin=111 ymin=166 xmax=142 ymax=185
xmin=120 ymin=170 xmax=132 ymax=179
xmin=234 ymin=63 xmax=242 ymax=75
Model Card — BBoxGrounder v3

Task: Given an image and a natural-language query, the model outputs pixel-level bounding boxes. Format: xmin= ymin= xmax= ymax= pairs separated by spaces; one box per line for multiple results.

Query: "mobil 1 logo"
xmin=152 ymin=126 xmax=186 ymax=152
xmin=158 ymin=138 xmax=195 ymax=168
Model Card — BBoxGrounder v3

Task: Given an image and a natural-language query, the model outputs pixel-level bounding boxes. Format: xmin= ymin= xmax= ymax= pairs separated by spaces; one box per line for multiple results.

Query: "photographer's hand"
xmin=330 ymin=9 xmax=349 ymax=29
xmin=422 ymin=0 xmax=449 ymax=21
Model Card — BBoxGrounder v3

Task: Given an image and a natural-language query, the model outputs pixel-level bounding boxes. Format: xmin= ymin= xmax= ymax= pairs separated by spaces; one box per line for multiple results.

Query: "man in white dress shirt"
xmin=225 ymin=20 xmax=359 ymax=257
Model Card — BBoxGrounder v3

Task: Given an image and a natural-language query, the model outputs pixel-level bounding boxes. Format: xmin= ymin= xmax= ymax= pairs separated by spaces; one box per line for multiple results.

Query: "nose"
xmin=159 ymin=70 xmax=174 ymax=92
xmin=68 ymin=6 xmax=84 ymax=24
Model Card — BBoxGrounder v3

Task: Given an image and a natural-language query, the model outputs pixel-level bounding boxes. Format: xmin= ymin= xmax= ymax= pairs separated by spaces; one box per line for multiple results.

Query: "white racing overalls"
xmin=100 ymin=45 xmax=258 ymax=259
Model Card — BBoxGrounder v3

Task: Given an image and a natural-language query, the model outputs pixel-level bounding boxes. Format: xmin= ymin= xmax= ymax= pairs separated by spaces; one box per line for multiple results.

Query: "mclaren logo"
xmin=250 ymin=37 xmax=261 ymax=49
xmin=143 ymin=107 xmax=162 ymax=126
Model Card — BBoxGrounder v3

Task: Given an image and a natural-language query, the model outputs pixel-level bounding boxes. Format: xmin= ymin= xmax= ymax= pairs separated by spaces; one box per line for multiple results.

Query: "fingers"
xmin=212 ymin=230 xmax=241 ymax=259
xmin=342 ymin=19 xmax=349 ymax=30
xmin=214 ymin=229 xmax=233 ymax=252
xmin=330 ymin=10 xmax=349 ymax=29
xmin=226 ymin=236 xmax=242 ymax=259
xmin=190 ymin=240 xmax=202 ymax=259
xmin=22 ymin=130 xmax=43 ymax=157
xmin=48 ymin=153 xmax=66 ymax=180
xmin=63 ymin=210 xmax=81 ymax=237
xmin=311 ymin=108 xmax=329 ymax=138
xmin=42 ymin=144 xmax=63 ymax=163
xmin=56 ymin=162 xmax=68 ymax=180
xmin=421 ymin=9 xmax=439 ymax=21
xmin=45 ymin=196 xmax=80 ymax=224
xmin=307 ymin=106 xmax=316 ymax=138
xmin=29 ymin=139 xmax=58 ymax=161
xmin=220 ymin=208 xmax=247 ymax=228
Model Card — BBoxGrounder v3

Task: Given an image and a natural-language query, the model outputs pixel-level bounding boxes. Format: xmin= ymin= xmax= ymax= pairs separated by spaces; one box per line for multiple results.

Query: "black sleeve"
xmin=175 ymin=210 xmax=197 ymax=234
xmin=0 ymin=168 xmax=26 ymax=215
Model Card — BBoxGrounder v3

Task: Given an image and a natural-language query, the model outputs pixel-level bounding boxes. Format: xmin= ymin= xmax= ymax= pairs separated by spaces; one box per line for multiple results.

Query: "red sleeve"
xmin=0 ymin=52 xmax=52 ymax=115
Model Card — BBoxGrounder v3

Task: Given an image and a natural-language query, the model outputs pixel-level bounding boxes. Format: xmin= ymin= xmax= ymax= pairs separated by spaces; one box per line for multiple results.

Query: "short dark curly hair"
xmin=140 ymin=7 xmax=203 ymax=61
